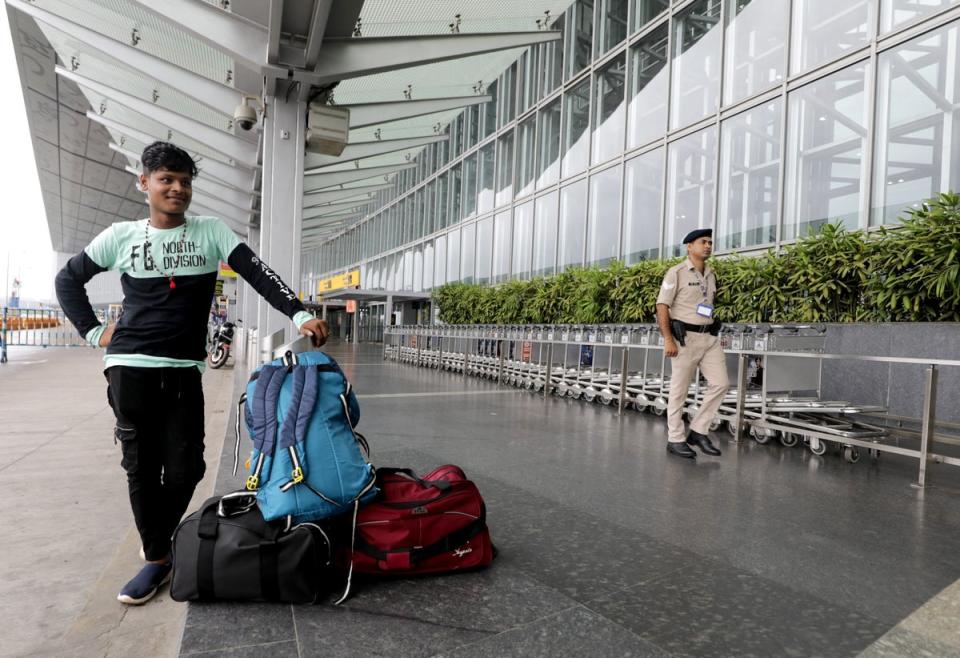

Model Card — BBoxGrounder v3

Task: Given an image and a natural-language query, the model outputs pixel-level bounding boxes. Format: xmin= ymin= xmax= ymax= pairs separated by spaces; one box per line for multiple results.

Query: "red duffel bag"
xmin=347 ymin=465 xmax=495 ymax=577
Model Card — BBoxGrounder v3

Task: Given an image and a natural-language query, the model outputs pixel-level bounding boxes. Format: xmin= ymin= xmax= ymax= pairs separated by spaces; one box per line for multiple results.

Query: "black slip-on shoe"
xmin=667 ymin=442 xmax=697 ymax=459
xmin=687 ymin=430 xmax=721 ymax=456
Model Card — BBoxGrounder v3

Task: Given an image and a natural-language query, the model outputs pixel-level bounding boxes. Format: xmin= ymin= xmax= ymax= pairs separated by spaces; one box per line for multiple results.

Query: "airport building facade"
xmin=305 ymin=0 xmax=960 ymax=328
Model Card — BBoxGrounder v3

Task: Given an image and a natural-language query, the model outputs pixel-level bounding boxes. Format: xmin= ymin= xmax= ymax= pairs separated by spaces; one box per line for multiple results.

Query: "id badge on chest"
xmin=696 ymin=303 xmax=714 ymax=318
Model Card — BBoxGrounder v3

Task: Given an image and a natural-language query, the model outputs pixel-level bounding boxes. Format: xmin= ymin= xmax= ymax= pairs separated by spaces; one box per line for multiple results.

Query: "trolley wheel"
xmin=708 ymin=417 xmax=722 ymax=432
xmin=652 ymin=405 xmax=666 ymax=417
xmin=751 ymin=426 xmax=772 ymax=445
xmin=843 ymin=446 xmax=861 ymax=464
xmin=779 ymin=432 xmax=800 ymax=448
xmin=726 ymin=420 xmax=739 ymax=437
xmin=809 ymin=439 xmax=829 ymax=456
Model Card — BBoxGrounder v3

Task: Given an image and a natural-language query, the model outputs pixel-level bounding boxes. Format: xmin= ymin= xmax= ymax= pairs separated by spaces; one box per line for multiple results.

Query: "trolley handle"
xmin=753 ymin=323 xmax=826 ymax=335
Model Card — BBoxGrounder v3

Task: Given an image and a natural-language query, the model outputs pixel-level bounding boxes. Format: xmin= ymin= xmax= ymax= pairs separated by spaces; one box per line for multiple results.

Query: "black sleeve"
xmin=55 ymin=252 xmax=107 ymax=337
xmin=227 ymin=243 xmax=306 ymax=319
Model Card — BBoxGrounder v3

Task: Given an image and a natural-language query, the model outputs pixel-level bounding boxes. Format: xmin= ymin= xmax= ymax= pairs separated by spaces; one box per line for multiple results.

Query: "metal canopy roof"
xmin=7 ymin=0 xmax=571 ymax=256
xmin=309 ymin=289 xmax=432 ymax=305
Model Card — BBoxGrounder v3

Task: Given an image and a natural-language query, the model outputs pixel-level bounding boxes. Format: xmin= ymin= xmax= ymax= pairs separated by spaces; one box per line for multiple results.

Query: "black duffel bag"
xmin=170 ymin=492 xmax=333 ymax=603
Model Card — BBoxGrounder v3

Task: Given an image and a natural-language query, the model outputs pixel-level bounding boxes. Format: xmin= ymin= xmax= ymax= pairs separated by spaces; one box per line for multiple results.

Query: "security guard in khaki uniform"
xmin=656 ymin=228 xmax=728 ymax=459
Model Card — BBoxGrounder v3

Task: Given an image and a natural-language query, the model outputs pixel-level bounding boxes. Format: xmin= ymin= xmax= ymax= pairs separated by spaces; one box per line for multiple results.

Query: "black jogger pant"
xmin=106 ymin=366 xmax=206 ymax=561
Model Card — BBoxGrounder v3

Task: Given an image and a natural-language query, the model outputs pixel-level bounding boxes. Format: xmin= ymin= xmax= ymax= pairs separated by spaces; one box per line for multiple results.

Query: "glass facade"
xmin=306 ymin=0 xmax=960 ymax=301
xmin=559 ymin=179 xmax=588 ymax=269
xmin=784 ymin=62 xmax=870 ymax=240
xmin=587 ymin=165 xmax=622 ymax=266
xmin=718 ymin=99 xmax=781 ymax=250
xmin=627 ymin=24 xmax=669 ymax=149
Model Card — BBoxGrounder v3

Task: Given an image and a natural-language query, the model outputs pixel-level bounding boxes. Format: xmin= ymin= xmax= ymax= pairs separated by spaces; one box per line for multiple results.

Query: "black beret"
xmin=682 ymin=228 xmax=713 ymax=244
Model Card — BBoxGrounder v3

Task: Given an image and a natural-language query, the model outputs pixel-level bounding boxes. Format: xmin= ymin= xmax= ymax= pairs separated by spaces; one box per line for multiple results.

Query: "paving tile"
xmin=325 ymin=562 xmax=574 ymax=633
xmin=726 ymin=528 xmax=960 ymax=625
xmin=586 ymin=558 xmax=891 ymax=657
xmin=180 ymin=603 xmax=294 ymax=655
xmin=183 ymin=342 xmax=960 ymax=657
xmin=858 ymin=627 xmax=960 ymax=658
xmin=181 ymin=639 xmax=299 ymax=657
xmin=439 ymin=605 xmax=670 ymax=657
xmin=898 ymin=578 xmax=960 ymax=651
xmin=473 ymin=475 xmax=700 ymax=603
xmin=295 ymin=604 xmax=491 ymax=658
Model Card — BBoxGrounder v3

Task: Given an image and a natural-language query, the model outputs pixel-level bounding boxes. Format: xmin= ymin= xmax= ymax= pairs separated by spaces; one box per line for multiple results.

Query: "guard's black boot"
xmin=687 ymin=430 xmax=721 ymax=456
xmin=667 ymin=442 xmax=697 ymax=459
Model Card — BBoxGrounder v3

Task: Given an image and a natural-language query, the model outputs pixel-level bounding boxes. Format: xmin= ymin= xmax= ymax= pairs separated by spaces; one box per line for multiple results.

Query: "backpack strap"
xmin=274 ymin=375 xmax=377 ymax=507
xmin=276 ymin=366 xmax=344 ymax=507
xmin=335 ymin=387 xmax=378 ymax=505
xmin=277 ymin=365 xmax=316 ymax=489
xmin=231 ymin=393 xmax=247 ymax=477
xmin=333 ymin=500 xmax=360 ymax=605
xmin=246 ymin=366 xmax=286 ymax=491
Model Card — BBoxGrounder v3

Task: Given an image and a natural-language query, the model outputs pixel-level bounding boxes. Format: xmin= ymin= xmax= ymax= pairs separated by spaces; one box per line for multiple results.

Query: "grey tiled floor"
xmin=180 ymin=342 xmax=960 ymax=657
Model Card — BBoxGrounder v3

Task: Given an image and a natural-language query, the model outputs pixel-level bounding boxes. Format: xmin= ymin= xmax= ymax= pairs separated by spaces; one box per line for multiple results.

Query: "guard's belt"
xmin=679 ymin=321 xmax=713 ymax=333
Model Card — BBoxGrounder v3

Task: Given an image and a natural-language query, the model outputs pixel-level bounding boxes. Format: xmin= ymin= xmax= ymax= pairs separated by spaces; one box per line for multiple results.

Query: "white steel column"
xmin=242 ymin=225 xmax=261 ymax=329
xmin=257 ymin=86 xmax=306 ymax=354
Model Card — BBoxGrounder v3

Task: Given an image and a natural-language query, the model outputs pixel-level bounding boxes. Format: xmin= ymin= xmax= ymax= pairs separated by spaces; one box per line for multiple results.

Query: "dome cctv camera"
xmin=234 ymin=100 xmax=258 ymax=131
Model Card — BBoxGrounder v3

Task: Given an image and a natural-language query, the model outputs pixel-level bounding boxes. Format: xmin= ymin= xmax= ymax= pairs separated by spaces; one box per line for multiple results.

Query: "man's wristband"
xmin=292 ymin=310 xmax=315 ymax=329
xmin=84 ymin=325 xmax=106 ymax=347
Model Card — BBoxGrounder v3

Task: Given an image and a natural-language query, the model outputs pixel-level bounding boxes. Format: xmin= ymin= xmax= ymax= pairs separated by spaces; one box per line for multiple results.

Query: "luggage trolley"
xmin=583 ymin=324 xmax=621 ymax=404
xmin=554 ymin=325 xmax=586 ymax=399
xmin=721 ymin=324 xmax=889 ymax=462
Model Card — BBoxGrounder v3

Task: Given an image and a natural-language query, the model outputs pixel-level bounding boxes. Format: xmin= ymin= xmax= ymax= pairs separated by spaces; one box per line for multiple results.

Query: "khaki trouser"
xmin=666 ymin=332 xmax=730 ymax=443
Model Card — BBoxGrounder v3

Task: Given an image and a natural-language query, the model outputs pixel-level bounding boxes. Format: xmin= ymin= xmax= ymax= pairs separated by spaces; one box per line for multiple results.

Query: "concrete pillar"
xmin=241 ymin=225 xmax=260 ymax=330
xmin=257 ymin=81 xmax=306 ymax=354
xmin=321 ymin=303 xmax=328 ymax=321
xmin=385 ymin=295 xmax=394 ymax=327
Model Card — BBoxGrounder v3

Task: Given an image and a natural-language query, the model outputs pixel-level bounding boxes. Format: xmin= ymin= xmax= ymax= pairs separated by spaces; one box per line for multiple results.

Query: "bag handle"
xmin=196 ymin=500 xmax=220 ymax=600
xmin=376 ymin=467 xmax=451 ymax=492
xmin=217 ymin=490 xmax=257 ymax=518
xmin=353 ymin=513 xmax=487 ymax=570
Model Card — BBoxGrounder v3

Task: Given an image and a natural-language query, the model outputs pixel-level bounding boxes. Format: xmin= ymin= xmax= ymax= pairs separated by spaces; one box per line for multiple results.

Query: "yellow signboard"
xmin=219 ymin=261 xmax=237 ymax=278
xmin=318 ymin=269 xmax=361 ymax=294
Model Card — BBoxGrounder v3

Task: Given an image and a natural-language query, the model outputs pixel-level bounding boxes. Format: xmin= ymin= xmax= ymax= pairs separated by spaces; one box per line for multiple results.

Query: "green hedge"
xmin=433 ymin=193 xmax=960 ymax=324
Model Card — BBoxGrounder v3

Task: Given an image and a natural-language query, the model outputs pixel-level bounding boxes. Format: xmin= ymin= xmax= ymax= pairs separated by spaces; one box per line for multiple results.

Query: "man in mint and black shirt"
xmin=56 ymin=142 xmax=328 ymax=605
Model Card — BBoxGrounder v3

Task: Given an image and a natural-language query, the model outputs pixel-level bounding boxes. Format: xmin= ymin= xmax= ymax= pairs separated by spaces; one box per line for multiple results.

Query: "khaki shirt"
xmin=656 ymin=258 xmax=717 ymax=325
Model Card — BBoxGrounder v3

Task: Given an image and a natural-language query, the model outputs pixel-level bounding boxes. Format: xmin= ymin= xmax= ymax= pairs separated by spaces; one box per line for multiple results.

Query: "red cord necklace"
xmin=145 ymin=218 xmax=188 ymax=289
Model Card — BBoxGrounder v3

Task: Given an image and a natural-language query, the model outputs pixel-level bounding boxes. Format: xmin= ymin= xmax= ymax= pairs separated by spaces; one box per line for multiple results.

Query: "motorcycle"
xmin=208 ymin=320 xmax=237 ymax=369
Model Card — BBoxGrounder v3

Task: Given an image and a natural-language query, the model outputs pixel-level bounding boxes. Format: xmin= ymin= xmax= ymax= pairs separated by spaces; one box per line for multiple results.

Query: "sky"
xmin=0 ymin=6 xmax=56 ymax=305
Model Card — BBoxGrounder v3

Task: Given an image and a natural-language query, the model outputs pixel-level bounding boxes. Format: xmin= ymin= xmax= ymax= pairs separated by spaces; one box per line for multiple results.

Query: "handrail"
xmin=382 ymin=322 xmax=959 ymax=488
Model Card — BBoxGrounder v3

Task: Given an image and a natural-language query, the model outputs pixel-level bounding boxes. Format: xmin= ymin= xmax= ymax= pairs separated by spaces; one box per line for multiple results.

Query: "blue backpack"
xmin=233 ymin=351 xmax=377 ymax=523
